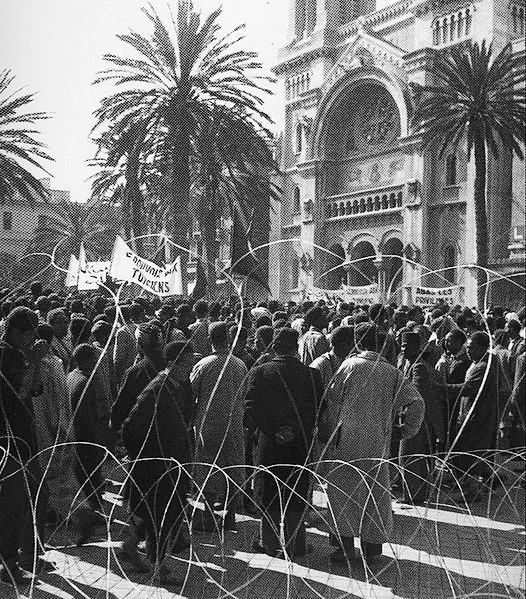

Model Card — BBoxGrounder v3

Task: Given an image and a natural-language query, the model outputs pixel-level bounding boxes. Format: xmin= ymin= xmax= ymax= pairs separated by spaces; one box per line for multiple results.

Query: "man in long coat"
xmin=447 ymin=331 xmax=498 ymax=500
xmin=122 ymin=341 xmax=194 ymax=586
xmin=399 ymin=331 xmax=445 ymax=504
xmin=320 ymin=323 xmax=424 ymax=565
xmin=245 ymin=327 xmax=323 ymax=557
xmin=190 ymin=322 xmax=247 ymax=531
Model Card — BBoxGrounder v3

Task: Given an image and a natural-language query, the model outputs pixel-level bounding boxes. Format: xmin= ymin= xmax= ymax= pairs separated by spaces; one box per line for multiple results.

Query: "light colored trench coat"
xmin=320 ymin=351 xmax=424 ymax=544
xmin=190 ymin=351 xmax=248 ymax=496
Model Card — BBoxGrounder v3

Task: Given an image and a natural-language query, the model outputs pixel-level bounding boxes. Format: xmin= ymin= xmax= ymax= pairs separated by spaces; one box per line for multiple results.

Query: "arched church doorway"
xmin=349 ymin=241 xmax=377 ymax=286
xmin=321 ymin=243 xmax=346 ymax=290
xmin=383 ymin=237 xmax=403 ymax=302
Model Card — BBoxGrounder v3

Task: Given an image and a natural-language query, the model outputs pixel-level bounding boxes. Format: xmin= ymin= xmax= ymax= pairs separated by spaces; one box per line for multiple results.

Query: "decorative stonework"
xmin=321 ymin=31 xmax=406 ymax=97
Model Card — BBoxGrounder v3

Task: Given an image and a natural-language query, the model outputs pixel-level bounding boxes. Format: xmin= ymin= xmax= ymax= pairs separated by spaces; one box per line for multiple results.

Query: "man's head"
xmin=209 ymin=322 xmax=229 ymax=351
xmin=136 ymin=322 xmax=163 ymax=357
xmin=72 ymin=343 xmax=99 ymax=373
xmin=5 ymin=307 xmax=39 ymax=353
xmin=445 ymin=328 xmax=467 ymax=355
xmin=30 ymin=281 xmax=43 ymax=299
xmin=369 ymin=303 xmax=388 ymax=328
xmin=36 ymin=295 xmax=51 ymax=317
xmin=466 ymin=331 xmax=490 ymax=362
xmin=92 ymin=320 xmax=113 ymax=347
xmin=165 ymin=340 xmax=195 ymax=381
xmin=330 ymin=326 xmax=354 ymax=359
xmin=129 ymin=302 xmax=146 ymax=325
xmin=70 ymin=299 xmax=85 ymax=315
xmin=193 ymin=300 xmax=209 ymax=319
xmin=354 ymin=322 xmax=378 ymax=352
xmin=505 ymin=319 xmax=521 ymax=340
xmin=401 ymin=331 xmax=422 ymax=362
xmin=272 ymin=327 xmax=299 ymax=356
xmin=304 ymin=306 xmax=328 ymax=331
xmin=47 ymin=308 xmax=70 ymax=339
xmin=36 ymin=323 xmax=54 ymax=348
xmin=176 ymin=304 xmax=194 ymax=328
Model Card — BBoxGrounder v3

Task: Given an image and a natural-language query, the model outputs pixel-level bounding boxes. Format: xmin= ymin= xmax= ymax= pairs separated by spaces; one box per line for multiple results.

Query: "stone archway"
xmin=320 ymin=243 xmax=346 ymax=290
xmin=348 ymin=241 xmax=377 ymax=286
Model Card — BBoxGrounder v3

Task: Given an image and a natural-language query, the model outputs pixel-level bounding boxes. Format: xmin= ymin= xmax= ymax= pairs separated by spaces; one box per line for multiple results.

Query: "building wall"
xmin=0 ymin=179 xmax=71 ymax=284
xmin=272 ymin=0 xmax=526 ymax=305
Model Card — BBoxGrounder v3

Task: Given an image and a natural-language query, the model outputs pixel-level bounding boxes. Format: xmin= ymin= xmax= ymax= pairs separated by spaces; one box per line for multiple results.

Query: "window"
xmin=295 ymin=123 xmax=303 ymax=154
xmin=293 ymin=187 xmax=301 ymax=214
xmin=444 ymin=244 xmax=457 ymax=284
xmin=3 ymin=211 xmax=12 ymax=231
xmin=445 ymin=153 xmax=457 ymax=185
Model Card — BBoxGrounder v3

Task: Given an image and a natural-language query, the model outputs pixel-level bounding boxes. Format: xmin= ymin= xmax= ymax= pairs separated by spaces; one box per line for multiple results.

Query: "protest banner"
xmin=341 ymin=284 xmax=380 ymax=305
xmin=413 ymin=285 xmax=462 ymax=307
xmin=109 ymin=236 xmax=183 ymax=297
xmin=305 ymin=284 xmax=380 ymax=304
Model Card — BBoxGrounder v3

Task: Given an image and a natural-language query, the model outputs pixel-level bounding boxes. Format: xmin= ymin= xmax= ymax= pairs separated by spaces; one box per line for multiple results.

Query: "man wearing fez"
xmin=245 ymin=327 xmax=323 ymax=557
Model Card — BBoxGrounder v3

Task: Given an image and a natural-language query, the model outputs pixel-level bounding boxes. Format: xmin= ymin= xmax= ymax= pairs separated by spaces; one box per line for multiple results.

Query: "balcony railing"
xmin=324 ymin=184 xmax=403 ymax=220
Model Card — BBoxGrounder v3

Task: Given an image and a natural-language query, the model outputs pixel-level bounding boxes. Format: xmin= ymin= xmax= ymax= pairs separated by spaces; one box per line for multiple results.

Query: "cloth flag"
xmin=109 ymin=236 xmax=182 ymax=297
xmin=65 ymin=254 xmax=79 ymax=287
xmin=230 ymin=206 xmax=270 ymax=292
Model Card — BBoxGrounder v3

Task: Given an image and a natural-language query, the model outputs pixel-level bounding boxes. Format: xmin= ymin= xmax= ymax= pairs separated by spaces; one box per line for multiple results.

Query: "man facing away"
xmin=245 ymin=327 xmax=323 ymax=558
xmin=310 ymin=326 xmax=354 ymax=390
xmin=190 ymin=322 xmax=247 ymax=531
xmin=320 ymin=323 xmax=424 ymax=567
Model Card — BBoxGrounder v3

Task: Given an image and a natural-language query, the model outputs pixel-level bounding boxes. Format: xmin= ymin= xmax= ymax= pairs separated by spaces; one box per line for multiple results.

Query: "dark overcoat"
xmin=245 ymin=356 xmax=322 ymax=512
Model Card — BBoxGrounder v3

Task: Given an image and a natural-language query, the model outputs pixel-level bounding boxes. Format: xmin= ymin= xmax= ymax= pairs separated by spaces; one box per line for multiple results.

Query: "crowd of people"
xmin=0 ymin=279 xmax=524 ymax=586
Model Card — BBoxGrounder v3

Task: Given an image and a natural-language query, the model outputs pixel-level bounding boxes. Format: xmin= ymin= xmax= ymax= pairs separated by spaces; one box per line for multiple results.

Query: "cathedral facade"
xmin=270 ymin=0 xmax=525 ymax=307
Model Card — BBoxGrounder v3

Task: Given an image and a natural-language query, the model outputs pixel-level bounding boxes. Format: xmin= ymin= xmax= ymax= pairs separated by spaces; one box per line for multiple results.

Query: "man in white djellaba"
xmin=320 ymin=322 xmax=425 ymax=566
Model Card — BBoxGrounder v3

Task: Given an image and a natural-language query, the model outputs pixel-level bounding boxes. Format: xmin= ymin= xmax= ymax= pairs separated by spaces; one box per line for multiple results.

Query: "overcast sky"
xmin=0 ymin=0 xmax=288 ymax=202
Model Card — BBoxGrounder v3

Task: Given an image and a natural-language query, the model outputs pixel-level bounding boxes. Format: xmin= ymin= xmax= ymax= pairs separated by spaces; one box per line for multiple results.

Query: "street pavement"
xmin=1 ymin=462 xmax=524 ymax=599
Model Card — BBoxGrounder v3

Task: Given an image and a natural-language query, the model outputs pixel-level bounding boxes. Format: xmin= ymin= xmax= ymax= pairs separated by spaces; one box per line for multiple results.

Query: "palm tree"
xmin=92 ymin=1 xmax=273 ymax=290
xmin=0 ymin=70 xmax=52 ymax=203
xmin=192 ymin=105 xmax=280 ymax=294
xmin=19 ymin=199 xmax=121 ymax=285
xmin=91 ymin=119 xmax=157 ymax=255
xmin=413 ymin=40 xmax=525 ymax=309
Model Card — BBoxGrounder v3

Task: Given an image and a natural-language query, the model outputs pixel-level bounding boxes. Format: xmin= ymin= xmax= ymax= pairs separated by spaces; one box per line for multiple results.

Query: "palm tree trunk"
xmin=171 ymin=128 xmax=191 ymax=296
xmin=474 ymin=132 xmax=489 ymax=310
xmin=201 ymin=207 xmax=218 ymax=299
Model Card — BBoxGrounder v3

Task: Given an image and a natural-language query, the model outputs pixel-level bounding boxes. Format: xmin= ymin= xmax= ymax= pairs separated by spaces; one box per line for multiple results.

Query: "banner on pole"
xmin=109 ymin=236 xmax=182 ymax=297
xmin=413 ymin=285 xmax=462 ymax=307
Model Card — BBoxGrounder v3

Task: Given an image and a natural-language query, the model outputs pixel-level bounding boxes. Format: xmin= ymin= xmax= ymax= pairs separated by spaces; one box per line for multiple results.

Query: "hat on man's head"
xmin=401 ymin=331 xmax=422 ymax=348
xmin=6 ymin=306 xmax=39 ymax=333
xmin=272 ymin=327 xmax=299 ymax=352
xmin=304 ymin=306 xmax=324 ymax=327
xmin=136 ymin=322 xmax=162 ymax=347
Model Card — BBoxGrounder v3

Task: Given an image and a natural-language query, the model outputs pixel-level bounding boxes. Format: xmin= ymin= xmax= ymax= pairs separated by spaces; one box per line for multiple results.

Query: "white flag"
xmin=65 ymin=254 xmax=79 ymax=287
xmin=109 ymin=236 xmax=183 ymax=297
xmin=78 ymin=243 xmax=100 ymax=291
